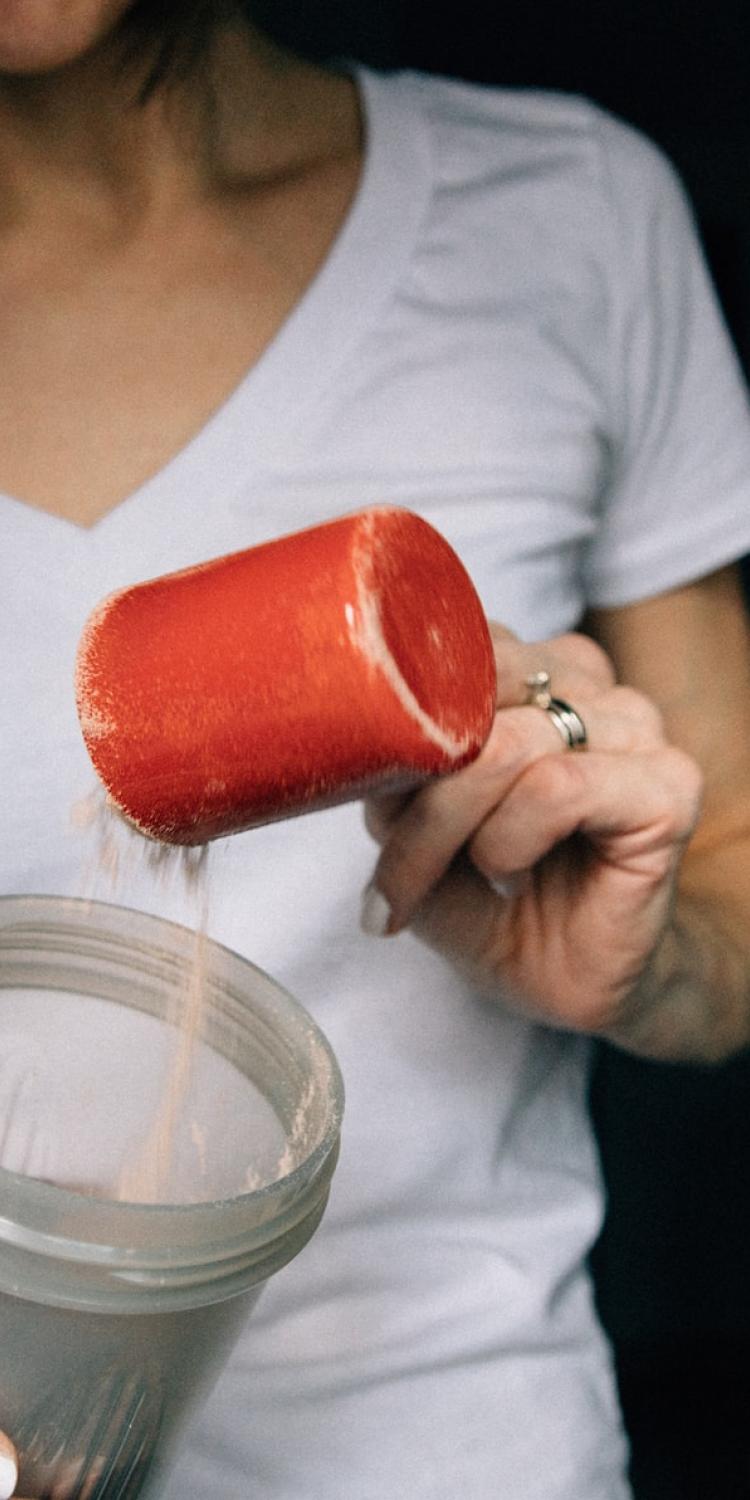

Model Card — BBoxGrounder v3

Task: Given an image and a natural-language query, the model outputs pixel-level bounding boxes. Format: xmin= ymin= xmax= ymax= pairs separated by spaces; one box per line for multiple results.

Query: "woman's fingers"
xmin=468 ymin=744 xmax=702 ymax=887
xmin=364 ymin=684 xmax=668 ymax=933
xmin=0 ymin=1433 xmax=17 ymax=1500
xmin=361 ymin=622 xmax=705 ymax=1035
xmin=489 ymin=625 xmax=616 ymax=708
xmin=408 ymin=748 xmax=703 ymax=1031
xmin=364 ymin=708 xmax=562 ymax=928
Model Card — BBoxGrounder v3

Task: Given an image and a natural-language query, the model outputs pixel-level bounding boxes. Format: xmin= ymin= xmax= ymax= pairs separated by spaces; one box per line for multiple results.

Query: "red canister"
xmin=75 ymin=507 xmax=496 ymax=844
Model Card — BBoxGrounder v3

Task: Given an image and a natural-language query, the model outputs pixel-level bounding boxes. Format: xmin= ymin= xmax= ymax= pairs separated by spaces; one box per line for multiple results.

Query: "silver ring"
xmin=545 ymin=698 xmax=588 ymax=751
xmin=525 ymin=672 xmax=588 ymax=752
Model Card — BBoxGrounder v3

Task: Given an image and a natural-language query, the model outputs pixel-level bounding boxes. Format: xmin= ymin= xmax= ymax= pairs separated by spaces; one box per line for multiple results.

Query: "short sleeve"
xmin=583 ymin=116 xmax=750 ymax=607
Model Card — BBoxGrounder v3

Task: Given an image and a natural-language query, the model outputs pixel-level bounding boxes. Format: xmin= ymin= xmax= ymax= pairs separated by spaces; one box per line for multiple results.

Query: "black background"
xmin=254 ymin=5 xmax=750 ymax=1494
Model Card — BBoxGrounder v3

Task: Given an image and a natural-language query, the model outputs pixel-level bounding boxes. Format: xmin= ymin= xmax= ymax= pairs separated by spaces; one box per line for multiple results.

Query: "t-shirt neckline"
xmin=1 ymin=66 xmax=431 ymax=546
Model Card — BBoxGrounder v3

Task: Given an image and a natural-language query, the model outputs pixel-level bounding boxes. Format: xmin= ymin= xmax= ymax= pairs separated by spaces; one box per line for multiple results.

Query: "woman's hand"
xmin=362 ymin=624 xmax=703 ymax=1040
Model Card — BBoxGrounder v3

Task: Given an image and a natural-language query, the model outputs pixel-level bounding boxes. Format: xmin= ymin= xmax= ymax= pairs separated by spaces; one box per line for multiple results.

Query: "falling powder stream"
xmin=116 ymin=848 xmax=210 ymax=1204
xmin=71 ymin=788 xmax=324 ymax=1204
xmin=73 ymin=790 xmax=213 ymax=1204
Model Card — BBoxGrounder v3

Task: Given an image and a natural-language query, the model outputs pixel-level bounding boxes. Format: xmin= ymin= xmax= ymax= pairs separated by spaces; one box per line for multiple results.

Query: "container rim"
xmin=0 ymin=894 xmax=344 ymax=1286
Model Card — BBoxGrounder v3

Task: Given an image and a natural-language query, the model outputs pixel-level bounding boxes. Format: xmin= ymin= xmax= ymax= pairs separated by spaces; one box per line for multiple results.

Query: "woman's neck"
xmin=0 ymin=23 xmax=357 ymax=231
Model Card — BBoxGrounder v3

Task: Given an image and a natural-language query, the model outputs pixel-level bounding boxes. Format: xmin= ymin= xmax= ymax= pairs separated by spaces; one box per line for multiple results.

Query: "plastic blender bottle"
xmin=0 ymin=896 xmax=343 ymax=1500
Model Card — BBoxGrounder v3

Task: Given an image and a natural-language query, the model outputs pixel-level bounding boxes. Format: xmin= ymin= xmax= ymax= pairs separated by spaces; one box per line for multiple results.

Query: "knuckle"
xmin=523 ymin=750 xmax=585 ymax=806
xmin=405 ymin=778 xmax=472 ymax=844
xmin=644 ymin=747 xmax=704 ymax=842
xmin=606 ymin=685 xmax=666 ymax=739
xmin=375 ymin=825 xmax=429 ymax=901
xmin=488 ymin=621 xmax=518 ymax=648
xmin=554 ymin=632 xmax=617 ymax=688
xmin=372 ymin=784 xmax=465 ymax=901
xmin=467 ymin=826 xmax=505 ymax=883
xmin=363 ymin=790 xmax=414 ymax=843
xmin=363 ymin=799 xmax=388 ymax=842
xmin=665 ymin=747 xmax=705 ymax=813
xmin=481 ymin=709 xmax=537 ymax=770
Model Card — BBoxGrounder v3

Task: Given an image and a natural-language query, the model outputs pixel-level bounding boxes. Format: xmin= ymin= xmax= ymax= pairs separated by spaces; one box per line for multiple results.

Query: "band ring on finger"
xmin=525 ymin=671 xmax=589 ymax=752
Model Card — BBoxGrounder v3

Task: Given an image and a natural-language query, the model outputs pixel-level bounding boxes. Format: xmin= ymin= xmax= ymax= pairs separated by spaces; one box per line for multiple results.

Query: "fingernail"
xmin=360 ymin=881 xmax=393 ymax=937
xmin=0 ymin=1440 xmax=17 ymax=1500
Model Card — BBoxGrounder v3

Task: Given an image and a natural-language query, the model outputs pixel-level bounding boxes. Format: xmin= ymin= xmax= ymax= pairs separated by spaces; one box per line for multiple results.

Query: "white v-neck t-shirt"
xmin=4 ymin=66 xmax=750 ymax=1500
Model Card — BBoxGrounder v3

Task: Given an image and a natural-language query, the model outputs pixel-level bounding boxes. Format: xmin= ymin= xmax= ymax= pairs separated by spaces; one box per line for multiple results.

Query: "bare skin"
xmin=2 ymin=2 xmax=750 ymax=1494
xmin=366 ymin=567 xmax=750 ymax=1063
xmin=0 ymin=14 xmax=362 ymax=525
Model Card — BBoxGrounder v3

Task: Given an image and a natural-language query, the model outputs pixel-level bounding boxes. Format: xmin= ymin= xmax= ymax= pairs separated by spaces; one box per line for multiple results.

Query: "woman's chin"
xmin=0 ymin=0 xmax=131 ymax=77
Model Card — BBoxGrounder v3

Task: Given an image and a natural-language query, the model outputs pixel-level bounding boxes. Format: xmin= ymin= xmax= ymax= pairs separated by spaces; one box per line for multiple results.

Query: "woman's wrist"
xmin=602 ymin=897 xmax=750 ymax=1064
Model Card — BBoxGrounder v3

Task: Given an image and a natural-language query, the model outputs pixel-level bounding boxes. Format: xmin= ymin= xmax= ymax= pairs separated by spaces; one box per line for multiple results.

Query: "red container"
xmin=75 ymin=508 xmax=496 ymax=845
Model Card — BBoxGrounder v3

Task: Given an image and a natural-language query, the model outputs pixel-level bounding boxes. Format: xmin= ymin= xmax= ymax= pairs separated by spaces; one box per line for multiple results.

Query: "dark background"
xmin=256 ymin=5 xmax=750 ymax=1495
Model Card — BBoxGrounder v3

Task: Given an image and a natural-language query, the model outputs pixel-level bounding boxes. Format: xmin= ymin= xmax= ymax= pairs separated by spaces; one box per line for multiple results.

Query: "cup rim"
xmin=0 ymin=894 xmax=344 ymax=1297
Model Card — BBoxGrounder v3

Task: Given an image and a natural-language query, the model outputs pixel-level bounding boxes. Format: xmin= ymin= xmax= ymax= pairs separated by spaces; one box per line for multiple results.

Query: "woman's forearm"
xmin=603 ymin=890 xmax=750 ymax=1064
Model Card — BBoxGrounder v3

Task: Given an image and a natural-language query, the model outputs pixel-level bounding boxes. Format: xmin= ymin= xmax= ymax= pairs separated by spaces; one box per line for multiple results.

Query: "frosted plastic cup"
xmin=0 ymin=896 xmax=344 ymax=1499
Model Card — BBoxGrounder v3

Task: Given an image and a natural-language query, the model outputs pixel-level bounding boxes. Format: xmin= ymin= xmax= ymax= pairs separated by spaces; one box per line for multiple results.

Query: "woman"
xmin=1 ymin=2 xmax=750 ymax=1496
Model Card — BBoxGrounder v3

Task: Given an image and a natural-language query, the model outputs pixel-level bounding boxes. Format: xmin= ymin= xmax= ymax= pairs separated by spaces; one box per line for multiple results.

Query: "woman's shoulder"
xmin=362 ymin=64 xmax=686 ymax=214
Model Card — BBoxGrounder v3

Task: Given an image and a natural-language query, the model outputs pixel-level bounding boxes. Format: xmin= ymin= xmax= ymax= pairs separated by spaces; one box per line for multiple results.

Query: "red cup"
xmin=75 ymin=507 xmax=496 ymax=844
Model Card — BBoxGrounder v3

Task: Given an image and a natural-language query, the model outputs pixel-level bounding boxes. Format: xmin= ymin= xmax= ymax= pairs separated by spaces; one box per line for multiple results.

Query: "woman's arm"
xmin=586 ymin=562 xmax=750 ymax=1061
xmin=363 ymin=564 xmax=750 ymax=1065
